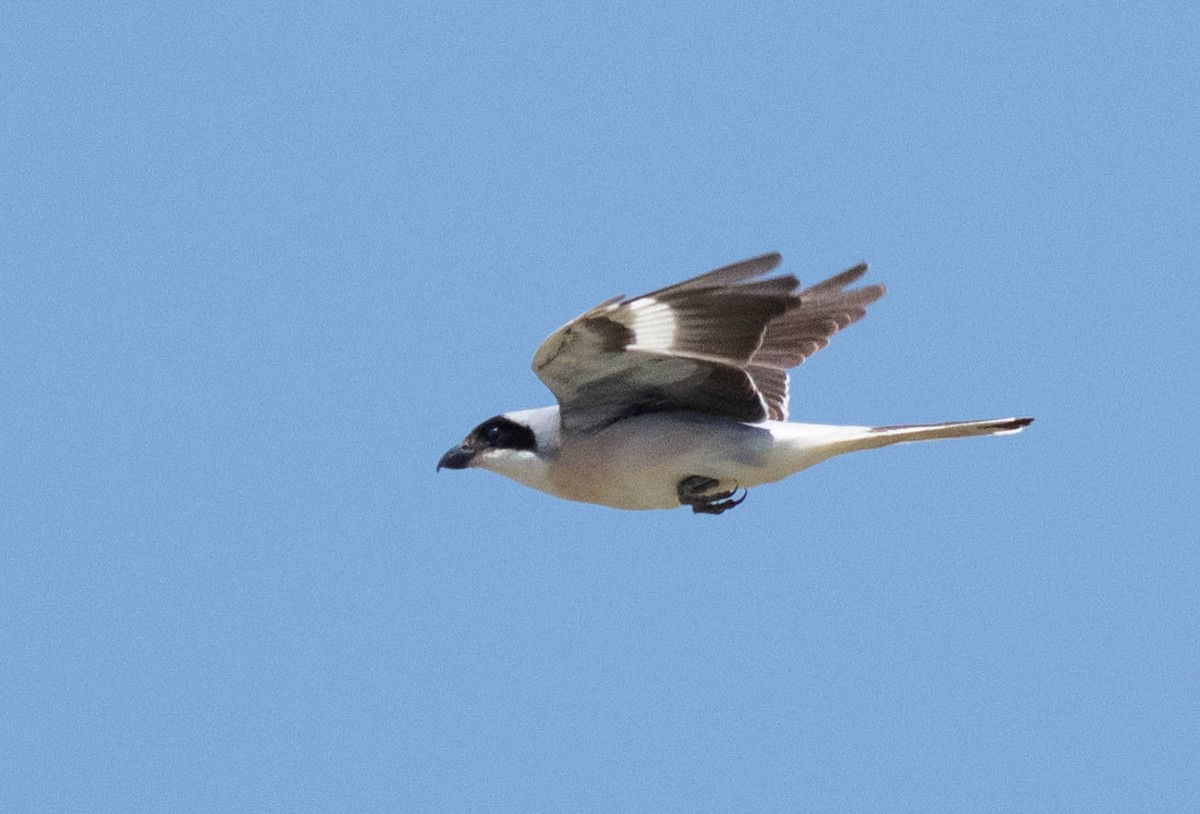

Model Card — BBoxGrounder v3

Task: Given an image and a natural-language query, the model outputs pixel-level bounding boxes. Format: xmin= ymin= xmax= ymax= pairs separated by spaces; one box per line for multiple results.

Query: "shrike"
xmin=438 ymin=253 xmax=1031 ymax=514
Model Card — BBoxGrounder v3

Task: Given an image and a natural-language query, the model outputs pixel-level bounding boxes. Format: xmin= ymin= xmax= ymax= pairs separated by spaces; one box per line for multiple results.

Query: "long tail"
xmin=841 ymin=416 xmax=1034 ymax=453
xmin=792 ymin=417 xmax=1036 ymax=468
xmin=758 ymin=417 xmax=1033 ymax=486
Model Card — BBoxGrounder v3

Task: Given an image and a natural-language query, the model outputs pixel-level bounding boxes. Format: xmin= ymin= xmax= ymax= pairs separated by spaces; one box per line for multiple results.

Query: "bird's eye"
xmin=484 ymin=424 xmax=504 ymax=443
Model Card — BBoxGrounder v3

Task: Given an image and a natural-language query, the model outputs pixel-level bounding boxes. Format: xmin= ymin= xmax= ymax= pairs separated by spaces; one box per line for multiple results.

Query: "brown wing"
xmin=751 ymin=263 xmax=885 ymax=418
xmin=532 ymin=254 xmax=884 ymax=435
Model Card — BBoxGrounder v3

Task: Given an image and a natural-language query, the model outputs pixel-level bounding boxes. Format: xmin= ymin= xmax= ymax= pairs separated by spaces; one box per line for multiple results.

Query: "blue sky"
xmin=3 ymin=1 xmax=1197 ymax=810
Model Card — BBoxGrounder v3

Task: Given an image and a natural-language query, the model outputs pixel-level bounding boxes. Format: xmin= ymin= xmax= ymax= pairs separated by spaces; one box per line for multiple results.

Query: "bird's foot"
xmin=676 ymin=475 xmax=747 ymax=515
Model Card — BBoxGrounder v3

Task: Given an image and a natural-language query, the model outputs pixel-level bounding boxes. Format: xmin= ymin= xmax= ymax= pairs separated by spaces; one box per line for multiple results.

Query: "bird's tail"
xmin=833 ymin=416 xmax=1034 ymax=455
xmin=757 ymin=416 xmax=1033 ymax=486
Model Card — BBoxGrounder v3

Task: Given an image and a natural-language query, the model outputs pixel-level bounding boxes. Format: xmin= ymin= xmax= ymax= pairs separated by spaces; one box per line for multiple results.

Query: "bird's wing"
xmin=532 ymin=253 xmax=885 ymax=436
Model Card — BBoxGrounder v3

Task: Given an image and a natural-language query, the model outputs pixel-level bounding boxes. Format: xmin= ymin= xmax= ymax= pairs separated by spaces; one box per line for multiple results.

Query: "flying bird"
xmin=438 ymin=253 xmax=1032 ymax=514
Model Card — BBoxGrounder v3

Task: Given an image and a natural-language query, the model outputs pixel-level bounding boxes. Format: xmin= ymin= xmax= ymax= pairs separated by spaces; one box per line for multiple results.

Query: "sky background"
xmin=3 ymin=1 xmax=1198 ymax=811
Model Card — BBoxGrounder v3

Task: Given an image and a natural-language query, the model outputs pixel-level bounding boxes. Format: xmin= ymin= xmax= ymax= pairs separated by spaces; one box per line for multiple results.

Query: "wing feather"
xmin=532 ymin=255 xmax=884 ymax=435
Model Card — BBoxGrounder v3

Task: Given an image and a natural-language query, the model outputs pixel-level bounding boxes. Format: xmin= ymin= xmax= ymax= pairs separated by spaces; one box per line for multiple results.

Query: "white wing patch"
xmin=610 ymin=296 xmax=677 ymax=354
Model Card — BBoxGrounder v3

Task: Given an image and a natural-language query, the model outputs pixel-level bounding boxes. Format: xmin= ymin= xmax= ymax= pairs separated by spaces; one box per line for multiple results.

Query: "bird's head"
xmin=437 ymin=408 xmax=560 ymax=489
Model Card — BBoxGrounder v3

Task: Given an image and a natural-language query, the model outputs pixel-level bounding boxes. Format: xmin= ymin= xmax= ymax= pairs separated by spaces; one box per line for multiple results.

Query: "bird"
xmin=437 ymin=253 xmax=1032 ymax=514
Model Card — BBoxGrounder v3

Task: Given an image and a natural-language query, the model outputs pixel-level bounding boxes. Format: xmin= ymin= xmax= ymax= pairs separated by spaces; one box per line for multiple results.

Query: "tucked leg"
xmin=676 ymin=475 xmax=747 ymax=515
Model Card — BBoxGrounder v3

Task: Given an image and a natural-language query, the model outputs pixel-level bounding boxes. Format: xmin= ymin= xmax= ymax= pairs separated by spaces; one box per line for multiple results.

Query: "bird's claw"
xmin=676 ymin=475 xmax=747 ymax=515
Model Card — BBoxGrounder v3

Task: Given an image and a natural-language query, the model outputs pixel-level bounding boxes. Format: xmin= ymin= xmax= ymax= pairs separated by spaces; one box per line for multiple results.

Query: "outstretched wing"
xmin=532 ymin=253 xmax=885 ymax=437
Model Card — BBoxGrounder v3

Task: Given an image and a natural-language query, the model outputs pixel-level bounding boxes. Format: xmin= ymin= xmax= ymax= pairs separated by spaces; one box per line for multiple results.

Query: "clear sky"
xmin=3 ymin=2 xmax=1197 ymax=811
